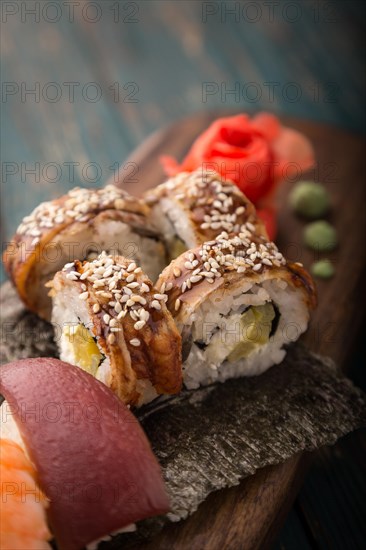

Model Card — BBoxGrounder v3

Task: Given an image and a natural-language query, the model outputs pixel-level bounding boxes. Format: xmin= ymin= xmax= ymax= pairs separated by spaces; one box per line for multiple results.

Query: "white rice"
xmin=150 ymin=199 xmax=198 ymax=250
xmin=182 ymin=278 xmax=310 ymax=389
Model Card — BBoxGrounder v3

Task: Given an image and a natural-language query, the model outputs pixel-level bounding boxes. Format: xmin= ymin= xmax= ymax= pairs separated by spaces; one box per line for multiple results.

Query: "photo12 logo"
xmin=202 ymin=81 xmax=340 ymax=104
xmin=201 ymin=1 xmax=338 ymax=24
xmin=1 ymin=1 xmax=140 ymax=24
xmin=1 ymin=161 xmax=139 ymax=185
xmin=1 ymin=81 xmax=139 ymax=104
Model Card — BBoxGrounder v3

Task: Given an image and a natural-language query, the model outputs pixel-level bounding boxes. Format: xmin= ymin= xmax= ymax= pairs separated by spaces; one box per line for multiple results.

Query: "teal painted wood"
xmin=1 ymin=1 xmax=365 ymax=274
xmin=1 ymin=2 xmax=365 ymax=546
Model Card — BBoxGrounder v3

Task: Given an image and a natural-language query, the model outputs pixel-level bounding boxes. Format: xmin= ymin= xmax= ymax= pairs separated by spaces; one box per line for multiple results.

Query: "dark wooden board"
xmin=106 ymin=112 xmax=366 ymax=549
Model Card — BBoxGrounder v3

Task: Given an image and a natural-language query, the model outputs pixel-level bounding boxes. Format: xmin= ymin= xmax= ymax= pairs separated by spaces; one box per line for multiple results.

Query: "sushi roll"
xmin=3 ymin=185 xmax=166 ymax=320
xmin=156 ymin=229 xmax=316 ymax=389
xmin=0 ymin=358 xmax=170 ymax=550
xmin=50 ymin=252 xmax=182 ymax=406
xmin=144 ymin=169 xmax=267 ymax=260
xmin=0 ymin=439 xmax=51 ymax=550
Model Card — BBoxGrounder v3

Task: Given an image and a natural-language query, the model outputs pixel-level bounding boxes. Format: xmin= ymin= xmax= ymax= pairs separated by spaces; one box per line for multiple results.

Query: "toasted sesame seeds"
xmin=80 ymin=270 xmax=91 ymax=280
xmin=79 ymin=291 xmax=89 ymax=300
xmin=173 ymin=267 xmax=181 ymax=278
xmin=175 ymin=298 xmax=181 ymax=311
xmin=16 ymin=185 xmax=136 ymax=242
xmin=131 ymin=295 xmax=147 ymax=305
xmin=127 ymin=282 xmax=139 ymax=289
xmin=129 ymin=338 xmax=140 ymax=347
xmin=127 ymin=262 xmax=136 ymax=273
xmin=64 ymin=252 xmax=167 ymax=342
xmin=160 ymin=282 xmax=166 ymax=293
xmin=107 ymin=333 xmax=116 ymax=345
xmin=164 ymin=228 xmax=287 ymax=303
xmin=153 ymin=293 xmax=166 ymax=301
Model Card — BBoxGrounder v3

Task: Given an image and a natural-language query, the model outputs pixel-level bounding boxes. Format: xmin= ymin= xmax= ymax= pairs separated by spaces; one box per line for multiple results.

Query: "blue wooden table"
xmin=1 ymin=1 xmax=365 ymax=547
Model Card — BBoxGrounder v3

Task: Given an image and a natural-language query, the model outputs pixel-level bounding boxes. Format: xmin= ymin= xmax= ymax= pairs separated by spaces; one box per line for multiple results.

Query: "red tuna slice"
xmin=0 ymin=358 xmax=170 ymax=550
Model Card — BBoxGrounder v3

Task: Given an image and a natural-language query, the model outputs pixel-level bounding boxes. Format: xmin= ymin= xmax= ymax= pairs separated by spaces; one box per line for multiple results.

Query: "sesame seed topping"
xmin=173 ymin=267 xmax=181 ymax=278
xmin=153 ymin=293 xmax=166 ymax=301
xmin=129 ymin=338 xmax=140 ymax=347
xmin=114 ymin=302 xmax=122 ymax=313
xmin=175 ymin=298 xmax=181 ymax=311
xmin=16 ymin=185 xmax=139 ymax=242
xmin=93 ymin=303 xmax=100 ymax=313
xmin=127 ymin=262 xmax=136 ymax=273
xmin=79 ymin=291 xmax=89 ymax=300
xmin=108 ymin=333 xmax=116 ymax=345
xmin=164 ymin=230 xmax=286 ymax=304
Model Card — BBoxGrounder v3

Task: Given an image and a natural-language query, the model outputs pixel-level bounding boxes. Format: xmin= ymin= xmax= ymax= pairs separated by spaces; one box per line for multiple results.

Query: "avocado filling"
xmin=170 ymin=237 xmax=187 ymax=262
xmin=227 ymin=303 xmax=276 ymax=362
xmin=63 ymin=324 xmax=103 ymax=375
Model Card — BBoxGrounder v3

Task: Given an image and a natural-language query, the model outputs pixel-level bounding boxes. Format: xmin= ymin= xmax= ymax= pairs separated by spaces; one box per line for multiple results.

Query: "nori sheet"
xmin=1 ymin=282 xmax=365 ymax=548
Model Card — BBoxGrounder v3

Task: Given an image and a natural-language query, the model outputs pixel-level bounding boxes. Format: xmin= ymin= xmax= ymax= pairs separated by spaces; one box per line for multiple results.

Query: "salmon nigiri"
xmin=0 ymin=438 xmax=51 ymax=550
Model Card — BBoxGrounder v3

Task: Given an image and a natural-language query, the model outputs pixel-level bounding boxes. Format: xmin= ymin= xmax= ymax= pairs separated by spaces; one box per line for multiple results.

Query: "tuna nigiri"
xmin=0 ymin=357 xmax=170 ymax=550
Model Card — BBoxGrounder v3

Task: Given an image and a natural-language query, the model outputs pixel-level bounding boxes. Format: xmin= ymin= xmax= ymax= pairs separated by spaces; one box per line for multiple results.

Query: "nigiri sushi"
xmin=0 ymin=357 xmax=170 ymax=550
xmin=0 ymin=438 xmax=51 ymax=550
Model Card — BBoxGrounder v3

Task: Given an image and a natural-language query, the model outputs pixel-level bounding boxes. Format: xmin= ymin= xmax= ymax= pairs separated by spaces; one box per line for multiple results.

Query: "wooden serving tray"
xmin=107 ymin=112 xmax=366 ymax=550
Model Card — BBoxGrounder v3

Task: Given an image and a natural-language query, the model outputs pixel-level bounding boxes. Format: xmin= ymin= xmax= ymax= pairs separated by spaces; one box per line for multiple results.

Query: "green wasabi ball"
xmin=289 ymin=181 xmax=330 ymax=218
xmin=311 ymin=259 xmax=335 ymax=279
xmin=304 ymin=221 xmax=337 ymax=251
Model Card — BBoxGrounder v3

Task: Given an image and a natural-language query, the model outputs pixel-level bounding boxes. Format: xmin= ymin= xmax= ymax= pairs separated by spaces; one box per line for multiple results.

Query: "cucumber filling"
xmin=195 ymin=303 xmax=279 ymax=364
xmin=170 ymin=236 xmax=187 ymax=262
xmin=227 ymin=303 xmax=276 ymax=362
